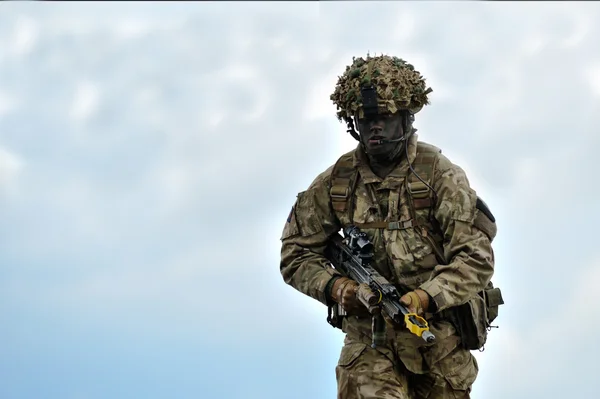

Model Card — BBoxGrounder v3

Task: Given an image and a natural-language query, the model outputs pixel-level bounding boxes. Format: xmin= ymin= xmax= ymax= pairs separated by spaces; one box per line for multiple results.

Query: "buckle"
xmin=388 ymin=220 xmax=413 ymax=230
xmin=330 ymin=185 xmax=349 ymax=200
xmin=408 ymin=181 xmax=429 ymax=199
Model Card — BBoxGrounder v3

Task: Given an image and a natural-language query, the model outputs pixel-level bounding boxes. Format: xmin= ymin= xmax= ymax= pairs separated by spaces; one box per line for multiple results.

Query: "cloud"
xmin=112 ymin=18 xmax=153 ymax=41
xmin=474 ymin=256 xmax=600 ymax=398
xmin=6 ymin=14 xmax=39 ymax=56
xmin=0 ymin=90 xmax=19 ymax=118
xmin=586 ymin=62 xmax=600 ymax=98
xmin=0 ymin=146 xmax=23 ymax=194
xmin=69 ymin=81 xmax=102 ymax=123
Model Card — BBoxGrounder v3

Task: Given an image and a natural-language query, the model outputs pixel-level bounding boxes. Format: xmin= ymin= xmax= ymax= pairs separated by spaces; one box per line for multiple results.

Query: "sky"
xmin=1 ymin=1 xmax=600 ymax=398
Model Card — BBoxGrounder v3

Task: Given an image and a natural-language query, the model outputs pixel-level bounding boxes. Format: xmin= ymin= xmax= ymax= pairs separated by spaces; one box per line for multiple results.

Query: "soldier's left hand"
xmin=400 ymin=289 xmax=430 ymax=316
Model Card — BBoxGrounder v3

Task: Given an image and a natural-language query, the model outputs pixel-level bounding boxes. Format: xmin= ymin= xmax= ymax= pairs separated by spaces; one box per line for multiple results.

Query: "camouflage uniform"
xmin=279 ymin=55 xmax=497 ymax=399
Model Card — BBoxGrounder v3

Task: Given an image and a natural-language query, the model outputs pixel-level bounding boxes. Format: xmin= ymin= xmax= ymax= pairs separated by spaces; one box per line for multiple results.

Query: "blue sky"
xmin=1 ymin=2 xmax=600 ymax=398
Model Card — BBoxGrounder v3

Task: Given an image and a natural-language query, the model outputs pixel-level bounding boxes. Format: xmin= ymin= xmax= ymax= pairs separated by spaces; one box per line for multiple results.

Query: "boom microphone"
xmin=368 ymin=136 xmax=406 ymax=145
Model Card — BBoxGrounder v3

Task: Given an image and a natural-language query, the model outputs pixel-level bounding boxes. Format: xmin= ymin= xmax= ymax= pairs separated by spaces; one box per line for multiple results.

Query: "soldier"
xmin=280 ymin=54 xmax=502 ymax=399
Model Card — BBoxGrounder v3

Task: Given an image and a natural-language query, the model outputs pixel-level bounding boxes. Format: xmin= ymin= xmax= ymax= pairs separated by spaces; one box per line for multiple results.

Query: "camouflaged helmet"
xmin=330 ymin=54 xmax=433 ymax=124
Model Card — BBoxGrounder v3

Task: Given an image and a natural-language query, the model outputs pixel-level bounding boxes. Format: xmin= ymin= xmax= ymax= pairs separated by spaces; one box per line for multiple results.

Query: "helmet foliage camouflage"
xmin=330 ymin=54 xmax=433 ymax=123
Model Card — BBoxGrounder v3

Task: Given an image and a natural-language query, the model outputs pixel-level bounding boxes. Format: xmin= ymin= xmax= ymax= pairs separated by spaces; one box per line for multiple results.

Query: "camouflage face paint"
xmin=356 ymin=112 xmax=405 ymax=158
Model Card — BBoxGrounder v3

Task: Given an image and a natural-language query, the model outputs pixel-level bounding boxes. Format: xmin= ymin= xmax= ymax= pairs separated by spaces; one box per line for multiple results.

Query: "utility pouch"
xmin=445 ymin=283 xmax=504 ymax=350
xmin=485 ymin=285 xmax=504 ymax=324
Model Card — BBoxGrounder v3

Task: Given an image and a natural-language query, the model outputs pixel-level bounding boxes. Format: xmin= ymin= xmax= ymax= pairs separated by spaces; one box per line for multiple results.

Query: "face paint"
xmin=356 ymin=112 xmax=405 ymax=158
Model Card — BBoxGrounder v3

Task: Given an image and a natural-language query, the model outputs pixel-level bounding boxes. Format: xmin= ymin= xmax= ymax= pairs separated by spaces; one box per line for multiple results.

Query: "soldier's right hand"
xmin=331 ymin=278 xmax=379 ymax=315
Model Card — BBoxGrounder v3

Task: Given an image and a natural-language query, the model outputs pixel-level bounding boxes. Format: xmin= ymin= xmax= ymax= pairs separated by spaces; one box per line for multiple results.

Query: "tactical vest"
xmin=330 ymin=142 xmax=446 ymax=269
xmin=328 ymin=142 xmax=504 ymax=350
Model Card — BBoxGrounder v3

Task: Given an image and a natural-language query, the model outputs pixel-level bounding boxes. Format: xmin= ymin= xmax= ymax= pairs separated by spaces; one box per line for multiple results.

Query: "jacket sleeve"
xmin=279 ymin=170 xmax=343 ymax=306
xmin=418 ymin=154 xmax=496 ymax=312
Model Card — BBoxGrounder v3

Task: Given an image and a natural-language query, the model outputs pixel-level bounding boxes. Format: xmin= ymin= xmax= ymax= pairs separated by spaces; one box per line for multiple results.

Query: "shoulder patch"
xmin=476 ymin=197 xmax=495 ymax=223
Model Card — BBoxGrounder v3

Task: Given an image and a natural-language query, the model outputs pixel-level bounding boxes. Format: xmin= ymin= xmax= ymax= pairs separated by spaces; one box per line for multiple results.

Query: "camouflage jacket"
xmin=279 ymin=133 xmax=495 ymax=373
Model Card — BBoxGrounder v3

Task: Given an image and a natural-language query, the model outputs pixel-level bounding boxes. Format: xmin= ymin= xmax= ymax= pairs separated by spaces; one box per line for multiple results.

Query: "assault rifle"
xmin=324 ymin=226 xmax=436 ymax=348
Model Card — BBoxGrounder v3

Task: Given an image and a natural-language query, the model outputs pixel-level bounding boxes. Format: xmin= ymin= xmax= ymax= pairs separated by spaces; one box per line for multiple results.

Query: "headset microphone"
xmin=368 ymin=136 xmax=406 ymax=145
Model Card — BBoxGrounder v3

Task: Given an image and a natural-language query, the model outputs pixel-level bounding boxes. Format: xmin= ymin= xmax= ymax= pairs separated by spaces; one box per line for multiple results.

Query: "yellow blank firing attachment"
xmin=404 ymin=313 xmax=436 ymax=343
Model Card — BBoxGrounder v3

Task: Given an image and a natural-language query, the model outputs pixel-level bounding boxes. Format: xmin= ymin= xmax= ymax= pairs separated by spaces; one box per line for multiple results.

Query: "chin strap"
xmin=345 ymin=111 xmax=414 ymax=144
xmin=345 ymin=118 xmax=361 ymax=142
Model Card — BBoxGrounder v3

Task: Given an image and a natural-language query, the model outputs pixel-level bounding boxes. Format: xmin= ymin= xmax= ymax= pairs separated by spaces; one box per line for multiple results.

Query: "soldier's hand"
xmin=331 ymin=278 xmax=379 ymax=315
xmin=400 ymin=289 xmax=430 ymax=316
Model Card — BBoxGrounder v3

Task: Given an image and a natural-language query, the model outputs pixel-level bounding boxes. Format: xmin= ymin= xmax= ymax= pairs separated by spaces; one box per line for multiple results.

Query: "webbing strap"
xmin=328 ymin=143 xmax=441 ymax=231
xmin=355 ymin=220 xmax=417 ymax=230
xmin=330 ymin=159 xmax=355 ymax=213
xmin=407 ymin=152 xmax=437 ymax=210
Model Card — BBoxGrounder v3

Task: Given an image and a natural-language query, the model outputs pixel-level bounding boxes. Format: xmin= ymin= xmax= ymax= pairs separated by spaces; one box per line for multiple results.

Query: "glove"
xmin=400 ymin=289 xmax=430 ymax=316
xmin=331 ymin=277 xmax=380 ymax=315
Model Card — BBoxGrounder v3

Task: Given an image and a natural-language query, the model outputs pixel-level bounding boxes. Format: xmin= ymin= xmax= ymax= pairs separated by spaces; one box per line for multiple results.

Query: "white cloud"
xmin=509 ymin=156 xmax=543 ymax=206
xmin=475 ymin=257 xmax=600 ymax=398
xmin=302 ymin=69 xmax=338 ymax=121
xmin=207 ymin=64 xmax=271 ymax=123
xmin=154 ymin=163 xmax=193 ymax=212
xmin=541 ymin=5 xmax=593 ymax=49
xmin=221 ymin=64 xmax=258 ymax=81
xmin=585 ymin=62 xmax=600 ymax=98
xmin=206 ymin=111 xmax=225 ymax=128
xmin=0 ymin=90 xmax=18 ymax=118
xmin=9 ymin=15 xmax=39 ymax=56
xmin=520 ymin=34 xmax=547 ymax=56
xmin=133 ymin=86 xmax=161 ymax=107
xmin=50 ymin=18 xmax=96 ymax=35
xmin=390 ymin=11 xmax=416 ymax=42
xmin=113 ymin=18 xmax=152 ymax=40
xmin=69 ymin=81 xmax=101 ymax=123
xmin=0 ymin=146 xmax=23 ymax=192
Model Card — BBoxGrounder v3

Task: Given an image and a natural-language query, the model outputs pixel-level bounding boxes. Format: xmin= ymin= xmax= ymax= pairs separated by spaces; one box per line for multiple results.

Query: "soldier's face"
xmin=356 ymin=111 xmax=404 ymax=156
